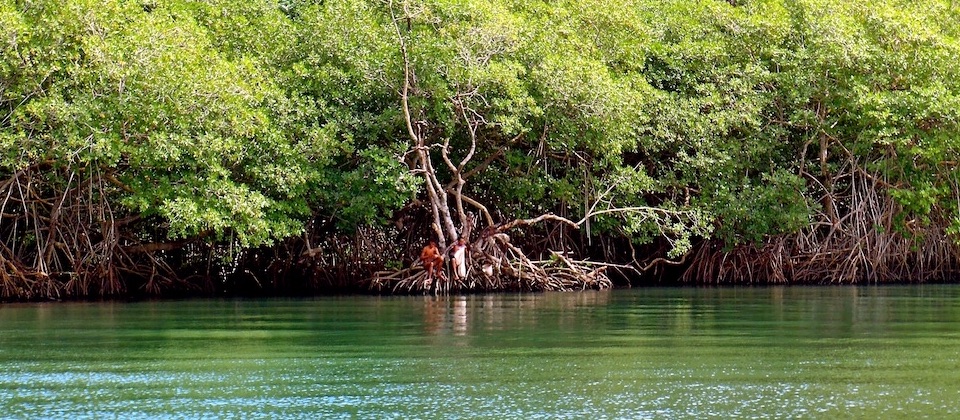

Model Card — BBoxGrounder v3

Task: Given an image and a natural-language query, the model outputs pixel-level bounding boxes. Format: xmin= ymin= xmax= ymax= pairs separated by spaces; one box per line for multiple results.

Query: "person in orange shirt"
xmin=420 ymin=240 xmax=445 ymax=281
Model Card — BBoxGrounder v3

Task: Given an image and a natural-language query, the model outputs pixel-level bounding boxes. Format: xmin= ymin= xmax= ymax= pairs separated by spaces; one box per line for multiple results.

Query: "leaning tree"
xmin=370 ymin=0 xmax=692 ymax=292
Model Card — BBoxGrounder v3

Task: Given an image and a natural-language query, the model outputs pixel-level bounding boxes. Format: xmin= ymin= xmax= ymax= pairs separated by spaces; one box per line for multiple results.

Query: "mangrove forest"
xmin=3 ymin=0 xmax=960 ymax=300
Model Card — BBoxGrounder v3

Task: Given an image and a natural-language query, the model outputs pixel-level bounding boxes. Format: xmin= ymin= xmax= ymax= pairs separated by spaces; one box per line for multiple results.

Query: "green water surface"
xmin=1 ymin=286 xmax=959 ymax=418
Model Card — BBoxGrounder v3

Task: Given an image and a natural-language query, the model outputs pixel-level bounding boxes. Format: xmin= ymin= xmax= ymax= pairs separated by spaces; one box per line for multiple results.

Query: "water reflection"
xmin=420 ymin=291 xmax=613 ymax=337
xmin=2 ymin=287 xmax=960 ymax=419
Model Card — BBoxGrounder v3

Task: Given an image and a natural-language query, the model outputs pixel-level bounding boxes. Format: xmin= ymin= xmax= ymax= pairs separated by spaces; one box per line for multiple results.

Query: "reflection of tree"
xmin=421 ymin=292 xmax=613 ymax=338
xmin=423 ymin=295 xmax=469 ymax=337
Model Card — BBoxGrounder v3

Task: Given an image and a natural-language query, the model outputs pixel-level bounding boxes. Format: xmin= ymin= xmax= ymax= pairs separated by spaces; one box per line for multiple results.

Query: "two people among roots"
xmin=420 ymin=238 xmax=468 ymax=282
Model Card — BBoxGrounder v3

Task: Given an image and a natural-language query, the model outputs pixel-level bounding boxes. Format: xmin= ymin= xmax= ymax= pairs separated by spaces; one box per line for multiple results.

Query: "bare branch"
xmin=388 ymin=1 xmax=419 ymax=148
xmin=125 ymin=239 xmax=193 ymax=254
xmin=452 ymin=191 xmax=495 ymax=227
xmin=497 ymin=214 xmax=579 ymax=232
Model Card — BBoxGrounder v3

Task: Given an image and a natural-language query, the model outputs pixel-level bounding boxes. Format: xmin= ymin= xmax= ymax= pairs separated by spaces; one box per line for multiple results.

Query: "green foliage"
xmin=1 ymin=0 xmax=320 ymax=246
xmin=705 ymin=170 xmax=813 ymax=244
xmin=316 ymin=144 xmax=419 ymax=230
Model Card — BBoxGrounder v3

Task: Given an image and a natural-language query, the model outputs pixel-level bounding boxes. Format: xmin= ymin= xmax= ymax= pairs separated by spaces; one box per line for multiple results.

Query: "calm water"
xmin=1 ymin=286 xmax=959 ymax=418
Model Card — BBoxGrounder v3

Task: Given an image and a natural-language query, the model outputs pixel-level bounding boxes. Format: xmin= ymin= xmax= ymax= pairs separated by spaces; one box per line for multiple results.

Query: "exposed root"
xmin=682 ymin=162 xmax=960 ymax=284
xmin=368 ymin=232 xmax=611 ymax=294
xmin=0 ymin=165 xmax=187 ymax=301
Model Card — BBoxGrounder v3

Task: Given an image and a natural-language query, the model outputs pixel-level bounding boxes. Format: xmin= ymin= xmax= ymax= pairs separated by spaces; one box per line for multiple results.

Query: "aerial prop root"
xmin=368 ymin=215 xmax=611 ymax=293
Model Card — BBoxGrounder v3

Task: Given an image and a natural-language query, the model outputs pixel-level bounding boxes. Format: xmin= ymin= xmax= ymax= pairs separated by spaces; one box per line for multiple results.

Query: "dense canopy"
xmin=2 ymin=0 xmax=960 ymax=299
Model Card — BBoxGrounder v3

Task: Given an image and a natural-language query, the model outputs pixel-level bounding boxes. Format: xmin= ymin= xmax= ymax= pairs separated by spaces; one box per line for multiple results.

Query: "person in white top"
xmin=451 ymin=238 xmax=468 ymax=280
